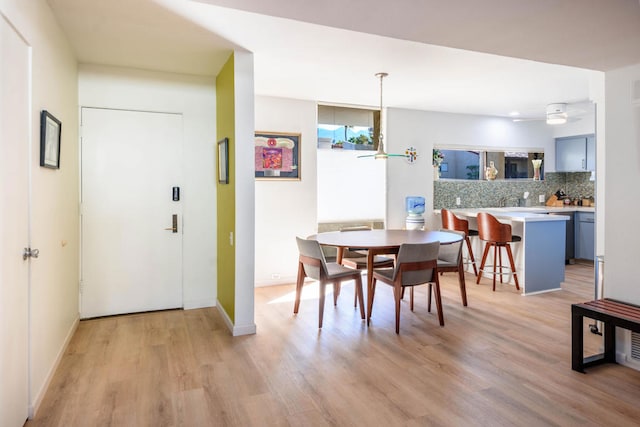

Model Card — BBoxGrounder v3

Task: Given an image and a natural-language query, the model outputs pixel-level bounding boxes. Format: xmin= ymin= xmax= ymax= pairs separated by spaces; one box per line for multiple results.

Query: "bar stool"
xmin=475 ymin=212 xmax=521 ymax=291
xmin=440 ymin=208 xmax=478 ymax=276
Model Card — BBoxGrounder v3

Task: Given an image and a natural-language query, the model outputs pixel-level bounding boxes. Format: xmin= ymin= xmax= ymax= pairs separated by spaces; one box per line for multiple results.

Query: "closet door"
xmin=0 ymin=15 xmax=31 ymax=426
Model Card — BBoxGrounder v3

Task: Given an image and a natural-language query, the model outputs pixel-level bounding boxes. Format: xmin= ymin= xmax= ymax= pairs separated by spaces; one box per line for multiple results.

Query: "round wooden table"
xmin=310 ymin=229 xmax=463 ymax=323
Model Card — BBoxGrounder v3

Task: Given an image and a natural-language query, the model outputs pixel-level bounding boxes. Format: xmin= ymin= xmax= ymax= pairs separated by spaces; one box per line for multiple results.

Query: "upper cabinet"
xmin=556 ymin=134 xmax=596 ymax=172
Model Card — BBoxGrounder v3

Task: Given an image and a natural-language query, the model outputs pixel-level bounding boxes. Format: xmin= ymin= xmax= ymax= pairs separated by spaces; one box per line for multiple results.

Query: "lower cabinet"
xmin=575 ymin=212 xmax=595 ymax=261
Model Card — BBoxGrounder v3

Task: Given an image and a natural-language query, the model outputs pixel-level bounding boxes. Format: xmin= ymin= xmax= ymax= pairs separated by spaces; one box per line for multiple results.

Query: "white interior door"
xmin=0 ymin=15 xmax=30 ymax=426
xmin=81 ymin=108 xmax=183 ymax=318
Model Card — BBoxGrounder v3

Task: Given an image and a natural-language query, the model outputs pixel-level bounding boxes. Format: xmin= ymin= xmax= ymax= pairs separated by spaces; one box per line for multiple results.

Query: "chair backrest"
xmin=394 ymin=241 xmax=440 ymax=286
xmin=441 ymin=208 xmax=470 ymax=235
xmin=437 ymin=229 xmax=464 ymax=264
xmin=296 ymin=237 xmax=327 ymax=280
xmin=340 ymin=225 xmax=372 ymax=232
xmin=476 ymin=212 xmax=512 ymax=242
xmin=340 ymin=225 xmax=372 ymax=256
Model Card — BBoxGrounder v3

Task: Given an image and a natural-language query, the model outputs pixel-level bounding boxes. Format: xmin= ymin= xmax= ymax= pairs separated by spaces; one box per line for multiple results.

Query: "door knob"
xmin=164 ymin=214 xmax=178 ymax=233
xmin=23 ymin=248 xmax=39 ymax=260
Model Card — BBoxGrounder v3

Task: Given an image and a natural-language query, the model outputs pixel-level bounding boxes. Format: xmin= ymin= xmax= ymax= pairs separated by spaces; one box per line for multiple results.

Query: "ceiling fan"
xmin=512 ymin=102 xmax=589 ymax=125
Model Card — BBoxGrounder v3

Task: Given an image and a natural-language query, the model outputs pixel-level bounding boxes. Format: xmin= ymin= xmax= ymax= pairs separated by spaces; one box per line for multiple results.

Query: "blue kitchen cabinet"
xmin=556 ymin=134 xmax=596 ymax=172
xmin=575 ymin=212 xmax=595 ymax=261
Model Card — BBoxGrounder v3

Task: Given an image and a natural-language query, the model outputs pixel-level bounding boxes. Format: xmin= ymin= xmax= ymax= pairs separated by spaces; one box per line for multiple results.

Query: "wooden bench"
xmin=571 ymin=298 xmax=640 ymax=373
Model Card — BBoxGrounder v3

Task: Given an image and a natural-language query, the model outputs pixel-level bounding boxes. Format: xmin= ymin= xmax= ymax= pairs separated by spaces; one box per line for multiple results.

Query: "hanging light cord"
xmin=358 ymin=72 xmax=407 ymax=159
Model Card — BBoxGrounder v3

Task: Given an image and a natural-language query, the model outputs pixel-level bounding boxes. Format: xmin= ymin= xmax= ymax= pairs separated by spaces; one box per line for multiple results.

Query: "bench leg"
xmin=604 ymin=322 xmax=616 ymax=364
xmin=572 ymin=312 xmax=585 ymax=373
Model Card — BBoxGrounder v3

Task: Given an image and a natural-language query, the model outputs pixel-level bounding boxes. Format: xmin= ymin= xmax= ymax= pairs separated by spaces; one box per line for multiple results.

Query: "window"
xmin=317 ymin=105 xmax=378 ymax=151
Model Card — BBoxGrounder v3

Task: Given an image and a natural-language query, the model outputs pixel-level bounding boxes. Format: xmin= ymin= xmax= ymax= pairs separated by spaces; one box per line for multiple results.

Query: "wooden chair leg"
xmin=354 ymin=282 xmax=358 ymax=307
xmin=498 ymin=245 xmax=504 ymax=284
xmin=476 ymin=243 xmax=491 ymax=284
xmin=368 ymin=279 xmax=377 ymax=325
xmin=506 ymin=244 xmax=520 ymax=290
xmin=294 ymin=262 xmax=305 ymax=314
xmin=457 ymin=257 xmax=468 ymax=306
xmin=410 ymin=287 xmax=414 ymax=311
xmin=394 ymin=285 xmax=402 ymax=334
xmin=465 ymin=236 xmax=478 ymax=276
xmin=318 ymin=282 xmax=326 ymax=328
xmin=433 ymin=279 xmax=445 ymax=326
xmin=333 ymin=283 xmax=340 ymax=306
xmin=492 ymin=244 xmax=502 ymax=292
xmin=427 ymin=284 xmax=432 ymax=312
xmin=355 ymin=277 xmax=365 ymax=319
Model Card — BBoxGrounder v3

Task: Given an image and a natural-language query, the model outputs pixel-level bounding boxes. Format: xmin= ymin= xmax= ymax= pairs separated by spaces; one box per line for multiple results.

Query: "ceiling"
xmin=47 ymin=0 xmax=640 ymax=118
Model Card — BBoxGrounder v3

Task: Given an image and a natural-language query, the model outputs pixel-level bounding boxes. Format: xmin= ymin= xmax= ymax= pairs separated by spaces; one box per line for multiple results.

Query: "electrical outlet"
xmin=229 ymin=231 xmax=234 ymax=246
xmin=539 ymin=194 xmax=545 ymax=203
xmin=456 ymin=197 xmax=461 ymax=206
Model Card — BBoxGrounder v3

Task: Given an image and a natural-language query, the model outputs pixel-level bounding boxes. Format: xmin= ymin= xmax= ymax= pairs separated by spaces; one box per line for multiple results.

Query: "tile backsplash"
xmin=433 ymin=172 xmax=594 ymax=209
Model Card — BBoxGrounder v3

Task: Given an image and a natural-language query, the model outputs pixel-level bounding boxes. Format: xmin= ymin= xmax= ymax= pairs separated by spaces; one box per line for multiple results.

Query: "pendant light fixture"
xmin=358 ymin=72 xmax=408 ymax=159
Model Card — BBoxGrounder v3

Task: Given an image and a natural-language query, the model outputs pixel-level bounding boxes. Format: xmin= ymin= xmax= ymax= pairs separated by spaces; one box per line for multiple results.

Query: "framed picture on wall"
xmin=218 ymin=137 xmax=229 ymax=184
xmin=254 ymin=131 xmax=300 ymax=180
xmin=40 ymin=110 xmax=62 ymax=169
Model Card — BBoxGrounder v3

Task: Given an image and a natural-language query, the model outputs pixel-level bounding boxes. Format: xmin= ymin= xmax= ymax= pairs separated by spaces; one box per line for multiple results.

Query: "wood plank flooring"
xmin=26 ymin=264 xmax=640 ymax=426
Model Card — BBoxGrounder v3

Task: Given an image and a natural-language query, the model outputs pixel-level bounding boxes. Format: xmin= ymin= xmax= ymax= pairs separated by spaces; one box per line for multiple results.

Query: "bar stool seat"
xmin=475 ymin=212 xmax=520 ymax=291
xmin=441 ymin=208 xmax=478 ymax=276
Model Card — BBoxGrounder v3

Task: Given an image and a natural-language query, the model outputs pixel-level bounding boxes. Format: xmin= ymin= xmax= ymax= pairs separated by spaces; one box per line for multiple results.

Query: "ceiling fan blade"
xmin=512 ymin=117 xmax=544 ymax=122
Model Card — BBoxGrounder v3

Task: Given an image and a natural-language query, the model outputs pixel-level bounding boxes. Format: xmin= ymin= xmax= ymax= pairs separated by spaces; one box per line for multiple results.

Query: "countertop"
xmin=438 ymin=206 xmax=594 ymax=222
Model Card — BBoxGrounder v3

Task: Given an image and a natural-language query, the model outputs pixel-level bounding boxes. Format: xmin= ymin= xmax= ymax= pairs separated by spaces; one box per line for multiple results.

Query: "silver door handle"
xmin=23 ymin=248 xmax=39 ymax=260
xmin=164 ymin=214 xmax=178 ymax=233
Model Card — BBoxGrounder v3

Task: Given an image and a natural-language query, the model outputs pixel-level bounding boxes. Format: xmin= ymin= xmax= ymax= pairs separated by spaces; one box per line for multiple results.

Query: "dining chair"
xmin=370 ymin=241 xmax=442 ymax=333
xmin=475 ymin=212 xmax=521 ymax=291
xmin=441 ymin=208 xmax=478 ymax=276
xmin=295 ymin=237 xmax=366 ymax=328
xmin=339 ymin=226 xmax=395 ymax=307
xmin=435 ymin=229 xmax=468 ymax=307
xmin=401 ymin=230 xmax=467 ymax=307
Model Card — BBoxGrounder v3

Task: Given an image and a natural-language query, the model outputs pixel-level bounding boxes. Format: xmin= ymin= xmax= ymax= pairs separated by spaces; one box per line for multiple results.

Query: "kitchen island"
xmin=447 ymin=208 xmax=573 ymax=295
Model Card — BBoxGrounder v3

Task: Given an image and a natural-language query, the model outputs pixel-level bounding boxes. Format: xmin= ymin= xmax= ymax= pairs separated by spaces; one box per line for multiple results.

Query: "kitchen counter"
xmin=437 ymin=207 xmax=573 ymax=295
xmin=441 ymin=206 xmax=593 ymax=222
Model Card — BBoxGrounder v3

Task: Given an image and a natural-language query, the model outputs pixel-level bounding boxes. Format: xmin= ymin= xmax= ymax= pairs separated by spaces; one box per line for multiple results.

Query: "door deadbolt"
xmin=23 ymin=248 xmax=39 ymax=260
xmin=164 ymin=214 xmax=178 ymax=233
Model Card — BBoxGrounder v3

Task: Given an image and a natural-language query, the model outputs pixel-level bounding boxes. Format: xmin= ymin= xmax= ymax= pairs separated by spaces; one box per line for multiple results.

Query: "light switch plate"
xmin=539 ymin=194 xmax=545 ymax=203
xmin=456 ymin=197 xmax=461 ymax=206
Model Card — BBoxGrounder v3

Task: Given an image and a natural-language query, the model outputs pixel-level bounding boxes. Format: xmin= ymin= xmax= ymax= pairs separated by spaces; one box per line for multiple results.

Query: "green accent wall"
xmin=216 ymin=54 xmax=236 ymax=321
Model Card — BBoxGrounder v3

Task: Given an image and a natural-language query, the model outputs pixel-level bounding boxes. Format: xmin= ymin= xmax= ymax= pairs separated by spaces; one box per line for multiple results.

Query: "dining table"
xmin=310 ymin=229 xmax=463 ymax=323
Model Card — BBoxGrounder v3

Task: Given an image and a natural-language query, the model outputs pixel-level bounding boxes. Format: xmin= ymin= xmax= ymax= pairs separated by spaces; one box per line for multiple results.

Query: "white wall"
xmin=254 ymin=96 xmax=317 ymax=286
xmin=317 ymin=149 xmax=386 ymax=222
xmin=605 ymin=63 xmax=640 ymax=305
xmin=78 ymin=64 xmax=217 ymax=310
xmin=1 ymin=0 xmax=80 ymax=416
xmin=386 ymin=109 xmax=556 ymax=229
xmin=231 ymin=50 xmax=256 ymax=334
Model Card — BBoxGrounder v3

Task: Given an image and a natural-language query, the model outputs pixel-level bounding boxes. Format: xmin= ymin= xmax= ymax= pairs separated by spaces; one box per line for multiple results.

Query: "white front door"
xmin=80 ymin=108 xmax=183 ymax=318
xmin=0 ymin=15 xmax=30 ymax=426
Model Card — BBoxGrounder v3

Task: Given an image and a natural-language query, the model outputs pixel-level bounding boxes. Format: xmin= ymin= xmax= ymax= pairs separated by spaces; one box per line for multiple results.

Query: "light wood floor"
xmin=27 ymin=263 xmax=640 ymax=426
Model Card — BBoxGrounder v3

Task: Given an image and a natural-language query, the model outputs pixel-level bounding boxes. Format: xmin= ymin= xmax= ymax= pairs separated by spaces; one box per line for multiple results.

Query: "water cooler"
xmin=405 ymin=196 xmax=425 ymax=230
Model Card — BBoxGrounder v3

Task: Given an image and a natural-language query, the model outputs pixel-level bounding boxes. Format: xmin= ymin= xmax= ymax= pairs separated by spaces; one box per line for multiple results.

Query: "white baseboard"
xmin=618 ymin=351 xmax=640 ymax=371
xmin=216 ymin=300 xmax=256 ymax=336
xmin=29 ymin=316 xmax=80 ymax=419
xmin=254 ymin=275 xmax=297 ymax=287
xmin=183 ymin=298 xmax=216 ymax=310
xmin=521 ymin=287 xmax=562 ymax=296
